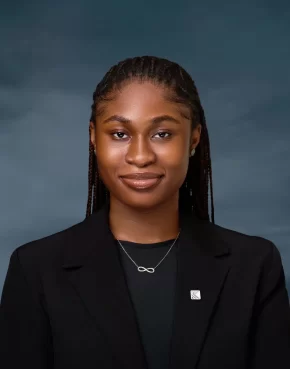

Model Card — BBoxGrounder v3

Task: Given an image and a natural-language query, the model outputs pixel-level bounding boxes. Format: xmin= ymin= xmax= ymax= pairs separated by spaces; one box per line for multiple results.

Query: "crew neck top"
xmin=115 ymin=238 xmax=179 ymax=369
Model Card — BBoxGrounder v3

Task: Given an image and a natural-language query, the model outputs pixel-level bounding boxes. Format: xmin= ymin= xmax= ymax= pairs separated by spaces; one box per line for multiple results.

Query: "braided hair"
xmin=86 ymin=56 xmax=214 ymax=223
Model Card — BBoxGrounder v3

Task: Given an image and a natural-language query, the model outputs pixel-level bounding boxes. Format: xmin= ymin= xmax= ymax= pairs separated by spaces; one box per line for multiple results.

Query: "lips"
xmin=120 ymin=172 xmax=163 ymax=180
xmin=120 ymin=173 xmax=164 ymax=190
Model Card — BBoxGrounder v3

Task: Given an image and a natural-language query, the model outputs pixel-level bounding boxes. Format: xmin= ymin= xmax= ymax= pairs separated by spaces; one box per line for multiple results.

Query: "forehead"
xmin=99 ymin=81 xmax=190 ymax=119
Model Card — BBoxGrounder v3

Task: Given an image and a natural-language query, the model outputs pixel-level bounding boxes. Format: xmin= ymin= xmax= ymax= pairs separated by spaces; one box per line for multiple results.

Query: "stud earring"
xmin=190 ymin=148 xmax=195 ymax=157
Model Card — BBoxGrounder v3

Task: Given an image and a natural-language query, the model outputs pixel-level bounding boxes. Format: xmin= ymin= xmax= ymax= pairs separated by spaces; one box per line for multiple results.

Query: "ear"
xmin=189 ymin=123 xmax=202 ymax=153
xmin=89 ymin=121 xmax=96 ymax=149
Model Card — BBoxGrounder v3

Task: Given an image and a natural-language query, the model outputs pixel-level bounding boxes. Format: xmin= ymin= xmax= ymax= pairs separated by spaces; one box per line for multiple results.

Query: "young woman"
xmin=1 ymin=56 xmax=290 ymax=369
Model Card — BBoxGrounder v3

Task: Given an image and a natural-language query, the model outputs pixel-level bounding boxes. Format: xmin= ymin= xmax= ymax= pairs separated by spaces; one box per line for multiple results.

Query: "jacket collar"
xmin=62 ymin=203 xmax=231 ymax=369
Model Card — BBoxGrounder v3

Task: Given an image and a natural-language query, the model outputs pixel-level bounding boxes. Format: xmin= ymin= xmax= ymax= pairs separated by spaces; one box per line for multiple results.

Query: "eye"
xmin=110 ymin=131 xmax=172 ymax=141
xmin=111 ymin=131 xmax=128 ymax=140
xmin=154 ymin=131 xmax=172 ymax=139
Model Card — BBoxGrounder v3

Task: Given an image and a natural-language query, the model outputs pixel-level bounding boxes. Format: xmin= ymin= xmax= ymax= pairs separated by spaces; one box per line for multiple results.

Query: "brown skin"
xmin=89 ymin=81 xmax=201 ymax=243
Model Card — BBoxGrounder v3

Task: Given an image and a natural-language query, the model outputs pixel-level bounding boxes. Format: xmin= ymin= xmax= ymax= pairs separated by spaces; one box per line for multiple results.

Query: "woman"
xmin=1 ymin=56 xmax=290 ymax=369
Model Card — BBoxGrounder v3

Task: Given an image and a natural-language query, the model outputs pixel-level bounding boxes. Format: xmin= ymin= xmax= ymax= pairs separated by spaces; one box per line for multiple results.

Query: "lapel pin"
xmin=190 ymin=290 xmax=201 ymax=300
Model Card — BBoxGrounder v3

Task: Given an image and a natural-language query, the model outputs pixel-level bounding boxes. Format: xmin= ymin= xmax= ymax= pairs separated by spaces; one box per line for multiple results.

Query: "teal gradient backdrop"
xmin=1 ymin=0 xmax=290 ymax=297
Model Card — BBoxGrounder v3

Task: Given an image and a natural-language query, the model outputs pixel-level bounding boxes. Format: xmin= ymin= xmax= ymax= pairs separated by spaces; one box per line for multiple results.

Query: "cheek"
xmin=94 ymin=141 xmax=125 ymax=189
xmin=157 ymin=138 xmax=189 ymax=169
xmin=96 ymin=152 xmax=121 ymax=183
xmin=101 ymin=148 xmax=123 ymax=164
xmin=164 ymin=155 xmax=189 ymax=185
xmin=95 ymin=135 xmax=124 ymax=165
xmin=156 ymin=149 xmax=189 ymax=192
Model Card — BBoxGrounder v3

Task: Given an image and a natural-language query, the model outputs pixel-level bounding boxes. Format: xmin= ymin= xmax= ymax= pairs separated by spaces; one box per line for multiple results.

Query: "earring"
xmin=190 ymin=148 xmax=195 ymax=157
xmin=94 ymin=149 xmax=96 ymax=155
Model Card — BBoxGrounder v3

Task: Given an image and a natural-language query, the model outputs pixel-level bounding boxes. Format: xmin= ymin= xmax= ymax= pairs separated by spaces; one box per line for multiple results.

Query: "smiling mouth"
xmin=120 ymin=176 xmax=164 ymax=190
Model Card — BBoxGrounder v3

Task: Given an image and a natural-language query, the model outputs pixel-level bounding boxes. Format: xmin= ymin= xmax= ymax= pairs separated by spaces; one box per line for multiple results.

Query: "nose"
xmin=125 ymin=136 xmax=156 ymax=167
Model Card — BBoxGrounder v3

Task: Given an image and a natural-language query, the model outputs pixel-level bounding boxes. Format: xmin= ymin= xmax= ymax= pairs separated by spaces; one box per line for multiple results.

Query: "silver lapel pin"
xmin=190 ymin=290 xmax=201 ymax=300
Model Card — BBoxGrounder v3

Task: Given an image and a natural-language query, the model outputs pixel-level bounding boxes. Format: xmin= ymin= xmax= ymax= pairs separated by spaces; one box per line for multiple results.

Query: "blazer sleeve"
xmin=0 ymin=249 xmax=53 ymax=369
xmin=249 ymin=240 xmax=290 ymax=368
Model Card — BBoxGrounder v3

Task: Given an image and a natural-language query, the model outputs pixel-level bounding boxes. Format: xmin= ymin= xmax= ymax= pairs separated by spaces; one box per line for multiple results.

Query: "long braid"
xmin=85 ymin=56 xmax=215 ymax=223
xmin=85 ymin=139 xmax=94 ymax=218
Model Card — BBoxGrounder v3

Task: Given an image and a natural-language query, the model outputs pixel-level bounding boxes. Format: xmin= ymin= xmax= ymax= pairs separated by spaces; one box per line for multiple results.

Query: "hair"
xmin=85 ymin=56 xmax=215 ymax=223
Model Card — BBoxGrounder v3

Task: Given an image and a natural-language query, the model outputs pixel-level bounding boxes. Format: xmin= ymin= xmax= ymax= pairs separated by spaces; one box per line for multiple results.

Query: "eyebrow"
xmin=103 ymin=114 xmax=181 ymax=125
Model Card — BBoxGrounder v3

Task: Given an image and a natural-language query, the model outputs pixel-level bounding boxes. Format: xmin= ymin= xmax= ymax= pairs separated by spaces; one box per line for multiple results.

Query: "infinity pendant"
xmin=137 ymin=266 xmax=155 ymax=273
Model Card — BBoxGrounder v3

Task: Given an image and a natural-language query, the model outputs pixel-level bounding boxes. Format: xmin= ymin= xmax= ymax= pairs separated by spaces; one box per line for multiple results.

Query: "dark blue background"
xmin=1 ymin=0 xmax=289 ymax=297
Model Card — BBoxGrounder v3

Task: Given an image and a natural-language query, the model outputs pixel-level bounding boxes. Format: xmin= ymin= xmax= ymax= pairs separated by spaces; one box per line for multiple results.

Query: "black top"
xmin=1 ymin=202 xmax=290 ymax=369
xmin=116 ymin=238 xmax=178 ymax=369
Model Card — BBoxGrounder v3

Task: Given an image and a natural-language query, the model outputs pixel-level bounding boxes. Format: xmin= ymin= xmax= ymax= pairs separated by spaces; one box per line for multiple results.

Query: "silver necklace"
xmin=116 ymin=229 xmax=181 ymax=273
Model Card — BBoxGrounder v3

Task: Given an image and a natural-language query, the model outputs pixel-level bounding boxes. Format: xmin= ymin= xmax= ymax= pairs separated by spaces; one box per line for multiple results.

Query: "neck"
xmin=108 ymin=195 xmax=180 ymax=244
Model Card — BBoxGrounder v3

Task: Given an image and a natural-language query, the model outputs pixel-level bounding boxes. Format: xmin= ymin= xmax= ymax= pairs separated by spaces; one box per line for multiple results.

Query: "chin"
xmin=119 ymin=193 xmax=167 ymax=211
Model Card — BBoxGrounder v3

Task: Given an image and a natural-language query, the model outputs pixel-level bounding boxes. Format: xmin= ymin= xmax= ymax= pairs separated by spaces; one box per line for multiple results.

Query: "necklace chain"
xmin=116 ymin=229 xmax=181 ymax=273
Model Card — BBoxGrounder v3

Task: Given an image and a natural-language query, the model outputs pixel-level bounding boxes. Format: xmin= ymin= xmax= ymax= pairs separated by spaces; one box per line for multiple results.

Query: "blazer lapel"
xmin=62 ymin=203 xmax=148 ymax=369
xmin=169 ymin=211 xmax=231 ymax=369
xmin=62 ymin=203 xmax=231 ymax=369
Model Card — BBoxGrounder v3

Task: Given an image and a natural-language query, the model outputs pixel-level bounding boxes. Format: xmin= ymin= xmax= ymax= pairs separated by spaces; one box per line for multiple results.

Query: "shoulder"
xmin=209 ymin=221 xmax=283 ymax=274
xmin=9 ymin=217 xmax=89 ymax=273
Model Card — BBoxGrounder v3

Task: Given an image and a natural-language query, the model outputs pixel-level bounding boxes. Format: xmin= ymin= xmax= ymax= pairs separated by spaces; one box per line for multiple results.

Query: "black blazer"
xmin=1 ymin=204 xmax=290 ymax=369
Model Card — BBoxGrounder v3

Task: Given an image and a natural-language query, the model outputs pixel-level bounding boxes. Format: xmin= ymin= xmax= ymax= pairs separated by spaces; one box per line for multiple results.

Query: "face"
xmin=90 ymin=81 xmax=201 ymax=211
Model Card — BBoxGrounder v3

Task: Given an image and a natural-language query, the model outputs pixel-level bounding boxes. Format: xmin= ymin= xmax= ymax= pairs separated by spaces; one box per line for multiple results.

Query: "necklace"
xmin=116 ymin=229 xmax=181 ymax=273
